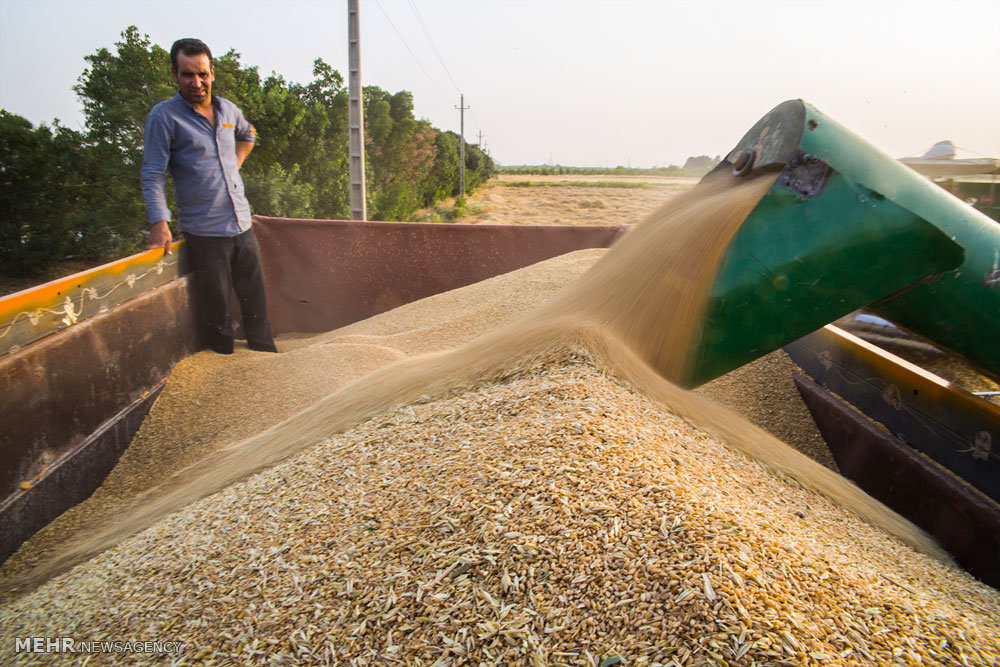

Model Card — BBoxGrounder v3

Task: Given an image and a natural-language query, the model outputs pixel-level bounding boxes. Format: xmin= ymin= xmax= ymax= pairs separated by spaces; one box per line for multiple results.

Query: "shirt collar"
xmin=173 ymin=91 xmax=219 ymax=114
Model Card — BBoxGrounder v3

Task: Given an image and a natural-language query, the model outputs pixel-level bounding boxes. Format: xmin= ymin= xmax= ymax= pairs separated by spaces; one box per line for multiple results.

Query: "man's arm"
xmin=236 ymin=138 xmax=254 ymax=169
xmin=234 ymin=116 xmax=256 ymax=170
xmin=141 ymin=110 xmax=174 ymax=255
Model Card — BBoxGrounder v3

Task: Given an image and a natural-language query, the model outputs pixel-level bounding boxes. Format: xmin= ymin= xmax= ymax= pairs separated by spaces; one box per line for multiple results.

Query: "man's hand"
xmin=147 ymin=221 xmax=173 ymax=255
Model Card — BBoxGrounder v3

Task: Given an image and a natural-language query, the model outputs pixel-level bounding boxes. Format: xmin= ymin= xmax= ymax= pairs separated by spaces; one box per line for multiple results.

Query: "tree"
xmin=245 ymin=164 xmax=315 ymax=219
xmin=362 ymin=88 xmax=439 ymax=220
xmin=463 ymin=142 xmax=495 ymax=194
xmin=5 ymin=27 xmax=493 ymax=277
xmin=424 ymin=131 xmax=460 ymax=204
xmin=0 ymin=113 xmax=90 ymax=276
xmin=73 ymin=26 xmax=175 ymax=257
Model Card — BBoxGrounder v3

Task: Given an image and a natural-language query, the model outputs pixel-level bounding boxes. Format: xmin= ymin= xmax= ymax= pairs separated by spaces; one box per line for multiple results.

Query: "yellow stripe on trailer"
xmin=0 ymin=241 xmax=186 ymax=356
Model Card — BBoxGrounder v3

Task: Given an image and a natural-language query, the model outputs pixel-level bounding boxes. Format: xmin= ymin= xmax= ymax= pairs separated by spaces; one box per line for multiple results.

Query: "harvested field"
xmin=3 ymin=172 xmax=999 ymax=665
xmin=416 ymin=174 xmax=699 ymax=226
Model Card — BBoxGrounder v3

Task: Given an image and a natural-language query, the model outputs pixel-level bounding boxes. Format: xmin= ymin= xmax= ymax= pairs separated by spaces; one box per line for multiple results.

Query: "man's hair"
xmin=170 ymin=38 xmax=213 ymax=71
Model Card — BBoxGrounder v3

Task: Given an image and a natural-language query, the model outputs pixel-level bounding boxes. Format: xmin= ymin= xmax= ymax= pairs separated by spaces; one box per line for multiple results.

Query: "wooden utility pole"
xmin=348 ymin=0 xmax=367 ymax=220
xmin=456 ymin=94 xmax=469 ymax=199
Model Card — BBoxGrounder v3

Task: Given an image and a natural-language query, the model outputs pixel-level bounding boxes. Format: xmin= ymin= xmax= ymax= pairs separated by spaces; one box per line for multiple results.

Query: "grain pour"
xmin=4 ymin=172 xmax=997 ymax=664
xmin=8 ymin=171 xmax=941 ymax=587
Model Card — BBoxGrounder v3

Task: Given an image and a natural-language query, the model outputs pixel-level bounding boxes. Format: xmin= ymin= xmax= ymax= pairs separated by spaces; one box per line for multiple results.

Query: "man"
xmin=142 ymin=38 xmax=277 ymax=354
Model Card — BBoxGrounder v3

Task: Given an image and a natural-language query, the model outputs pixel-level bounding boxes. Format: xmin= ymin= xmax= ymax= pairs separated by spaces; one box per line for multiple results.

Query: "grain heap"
xmin=0 ymin=249 xmax=606 ymax=583
xmin=3 ymin=173 xmax=999 ymax=664
xmin=695 ymin=352 xmax=835 ymax=470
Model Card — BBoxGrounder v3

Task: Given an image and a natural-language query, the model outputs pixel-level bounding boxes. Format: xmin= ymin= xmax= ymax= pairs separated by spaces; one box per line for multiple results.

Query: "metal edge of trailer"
xmin=785 ymin=324 xmax=1000 ymax=586
xmin=0 ymin=241 xmax=188 ymax=357
xmin=0 ymin=382 xmax=166 ymax=563
xmin=0 ymin=276 xmax=204 ymax=562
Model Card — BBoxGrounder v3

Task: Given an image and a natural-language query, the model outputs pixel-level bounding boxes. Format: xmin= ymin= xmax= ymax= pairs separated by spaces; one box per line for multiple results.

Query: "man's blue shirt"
xmin=141 ymin=93 xmax=255 ymax=237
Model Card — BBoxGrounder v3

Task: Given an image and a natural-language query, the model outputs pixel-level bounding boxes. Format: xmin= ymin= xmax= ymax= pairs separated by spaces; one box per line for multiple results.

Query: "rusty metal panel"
xmin=793 ymin=373 xmax=1000 ymax=588
xmin=0 ymin=242 xmax=187 ymax=357
xmin=0 ymin=277 xmax=201 ymax=508
xmin=0 ymin=383 xmax=164 ymax=563
xmin=252 ymin=217 xmax=629 ymax=336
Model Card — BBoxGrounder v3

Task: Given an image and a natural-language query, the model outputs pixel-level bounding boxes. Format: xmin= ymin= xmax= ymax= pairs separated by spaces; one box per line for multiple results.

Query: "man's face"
xmin=172 ymin=52 xmax=214 ymax=106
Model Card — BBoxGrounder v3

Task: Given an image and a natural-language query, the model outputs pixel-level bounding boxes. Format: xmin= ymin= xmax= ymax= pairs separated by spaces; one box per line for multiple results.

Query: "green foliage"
xmin=244 ymin=163 xmax=314 ymax=219
xmin=0 ymin=112 xmax=91 ymax=276
xmin=461 ymin=141 xmax=494 ymax=193
xmin=3 ymin=26 xmax=496 ymax=277
xmin=74 ymin=26 xmax=174 ymax=160
xmin=70 ymin=26 xmax=176 ymax=260
xmin=415 ymin=199 xmax=482 ymax=223
xmin=424 ymin=131 xmax=459 ymax=204
xmin=363 ymin=88 xmax=437 ymax=220
xmin=420 ymin=131 xmax=495 ymax=206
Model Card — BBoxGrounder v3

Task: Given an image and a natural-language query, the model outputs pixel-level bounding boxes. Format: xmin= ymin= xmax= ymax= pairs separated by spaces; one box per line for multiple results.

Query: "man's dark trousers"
xmin=184 ymin=229 xmax=276 ymax=354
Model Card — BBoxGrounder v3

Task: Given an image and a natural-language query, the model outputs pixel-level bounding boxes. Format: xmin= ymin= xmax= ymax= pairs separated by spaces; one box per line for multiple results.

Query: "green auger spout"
xmin=682 ymin=99 xmax=999 ymax=388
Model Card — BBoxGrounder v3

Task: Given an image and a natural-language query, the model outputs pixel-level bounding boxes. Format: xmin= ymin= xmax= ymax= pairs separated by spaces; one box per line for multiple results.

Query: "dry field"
xmin=425 ymin=174 xmax=700 ymax=226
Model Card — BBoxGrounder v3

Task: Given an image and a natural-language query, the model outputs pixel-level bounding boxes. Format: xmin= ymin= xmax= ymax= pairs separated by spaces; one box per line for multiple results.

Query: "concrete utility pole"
xmin=348 ymin=0 xmax=367 ymax=220
xmin=455 ymin=94 xmax=469 ymax=199
xmin=477 ymin=130 xmax=483 ymax=147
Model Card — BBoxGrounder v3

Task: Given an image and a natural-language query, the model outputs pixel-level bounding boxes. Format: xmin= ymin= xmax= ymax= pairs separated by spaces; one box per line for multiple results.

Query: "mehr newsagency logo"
xmin=15 ymin=636 xmax=184 ymax=654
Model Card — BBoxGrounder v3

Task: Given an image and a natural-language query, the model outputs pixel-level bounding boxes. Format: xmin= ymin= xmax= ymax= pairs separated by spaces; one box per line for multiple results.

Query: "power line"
xmin=374 ymin=0 xmax=486 ymax=148
xmin=372 ymin=0 xmax=450 ymax=101
xmin=408 ymin=0 xmax=461 ymax=94
xmin=468 ymin=109 xmax=485 ymax=140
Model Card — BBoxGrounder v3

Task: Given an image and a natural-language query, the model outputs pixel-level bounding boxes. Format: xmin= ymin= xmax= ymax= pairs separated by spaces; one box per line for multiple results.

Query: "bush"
xmin=0 ymin=112 xmax=89 ymax=277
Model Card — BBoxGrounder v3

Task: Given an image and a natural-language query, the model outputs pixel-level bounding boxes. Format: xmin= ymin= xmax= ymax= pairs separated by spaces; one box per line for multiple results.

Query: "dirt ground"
xmin=424 ymin=174 xmax=700 ymax=226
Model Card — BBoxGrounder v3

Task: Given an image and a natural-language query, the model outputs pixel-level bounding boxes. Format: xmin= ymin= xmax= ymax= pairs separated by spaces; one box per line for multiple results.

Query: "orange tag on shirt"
xmin=222 ymin=123 xmax=234 ymax=128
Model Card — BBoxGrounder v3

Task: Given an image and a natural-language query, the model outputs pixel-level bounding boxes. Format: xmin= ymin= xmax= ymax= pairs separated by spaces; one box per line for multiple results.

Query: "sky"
xmin=1 ymin=0 xmax=998 ymax=168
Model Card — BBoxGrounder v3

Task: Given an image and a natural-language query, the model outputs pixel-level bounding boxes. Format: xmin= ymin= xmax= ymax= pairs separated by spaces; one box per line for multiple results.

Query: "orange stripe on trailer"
xmin=0 ymin=242 xmax=182 ymax=317
xmin=0 ymin=241 xmax=186 ymax=355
